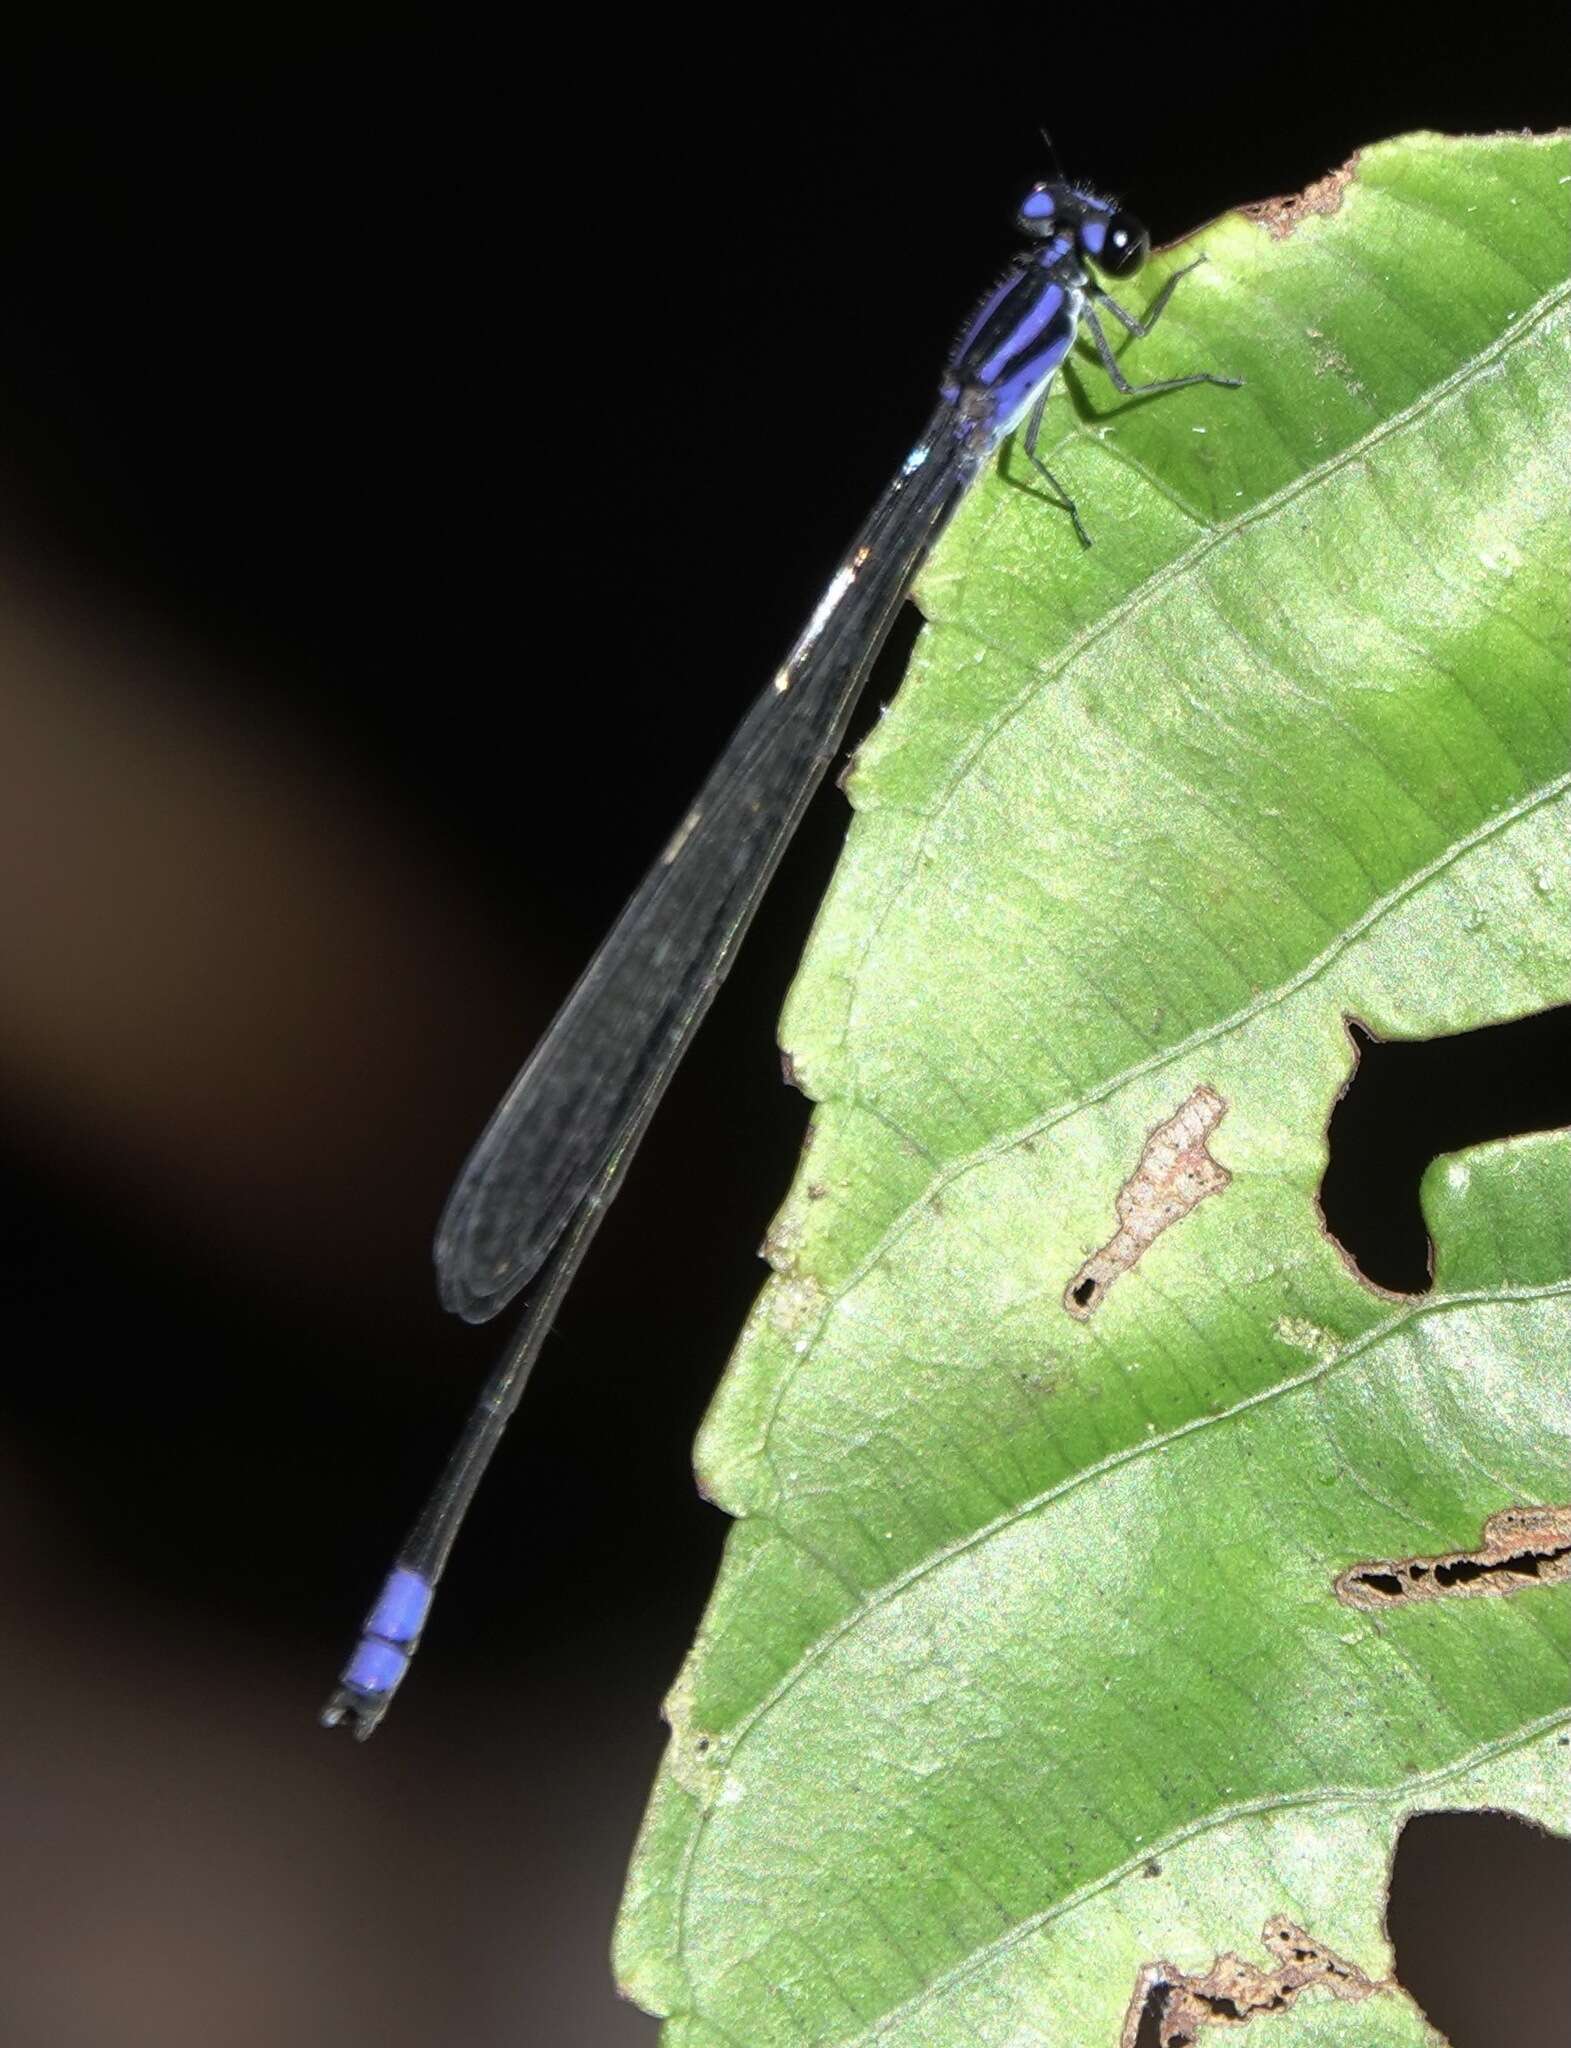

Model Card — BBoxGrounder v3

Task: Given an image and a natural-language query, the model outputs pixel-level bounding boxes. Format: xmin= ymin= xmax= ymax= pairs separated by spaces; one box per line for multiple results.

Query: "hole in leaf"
xmin=1360 ymin=1571 xmax=1404 ymax=1598
xmin=1388 ymin=1811 xmax=1571 ymax=2046
xmin=1319 ymin=1005 xmax=1571 ymax=1293
xmin=1131 ymin=1978 xmax=1173 ymax=2048
xmin=1336 ymin=1503 xmax=1571 ymax=1610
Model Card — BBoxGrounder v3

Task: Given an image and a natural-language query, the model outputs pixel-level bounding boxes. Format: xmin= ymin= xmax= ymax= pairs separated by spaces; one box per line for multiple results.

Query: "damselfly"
xmin=323 ymin=176 xmax=1240 ymax=1736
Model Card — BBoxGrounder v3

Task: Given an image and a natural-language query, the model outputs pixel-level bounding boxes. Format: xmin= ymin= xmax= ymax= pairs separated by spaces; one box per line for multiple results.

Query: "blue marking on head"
xmin=1018 ymin=180 xmax=1115 ymax=239
xmin=1080 ymin=217 xmax=1107 ymax=258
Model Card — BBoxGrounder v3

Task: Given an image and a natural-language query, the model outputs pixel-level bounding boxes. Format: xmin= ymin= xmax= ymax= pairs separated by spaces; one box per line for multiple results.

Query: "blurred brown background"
xmin=0 ymin=19 xmax=1565 ymax=2048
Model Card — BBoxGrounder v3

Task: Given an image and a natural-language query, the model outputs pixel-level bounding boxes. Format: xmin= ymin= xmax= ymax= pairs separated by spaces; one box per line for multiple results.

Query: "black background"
xmin=0 ymin=15 xmax=1565 ymax=2047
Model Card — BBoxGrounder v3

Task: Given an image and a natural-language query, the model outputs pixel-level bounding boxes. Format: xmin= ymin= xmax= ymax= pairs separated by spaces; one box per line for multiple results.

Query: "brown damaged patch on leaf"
xmin=1242 ymin=153 xmax=1359 ymax=239
xmin=1121 ymin=1917 xmax=1382 ymax=2046
xmin=1064 ymin=1086 xmax=1230 ymax=1320
xmin=1336 ymin=1503 xmax=1571 ymax=1611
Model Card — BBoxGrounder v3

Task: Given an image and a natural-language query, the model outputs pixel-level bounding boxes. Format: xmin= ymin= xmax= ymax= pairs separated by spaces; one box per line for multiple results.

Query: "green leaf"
xmin=615 ymin=131 xmax=1570 ymax=2048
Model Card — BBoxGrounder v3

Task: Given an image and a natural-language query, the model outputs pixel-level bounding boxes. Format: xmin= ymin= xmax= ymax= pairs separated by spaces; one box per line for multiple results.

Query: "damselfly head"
xmin=1017 ymin=182 xmax=1150 ymax=281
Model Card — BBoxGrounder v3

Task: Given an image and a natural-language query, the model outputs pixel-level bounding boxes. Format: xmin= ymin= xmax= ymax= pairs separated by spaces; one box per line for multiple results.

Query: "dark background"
xmin=0 ymin=16 xmax=1565 ymax=2047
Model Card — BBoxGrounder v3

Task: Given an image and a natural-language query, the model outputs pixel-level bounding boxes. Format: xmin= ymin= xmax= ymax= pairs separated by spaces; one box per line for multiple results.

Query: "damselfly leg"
xmin=1083 ymin=257 xmax=1246 ymax=400
xmin=1019 ymin=255 xmax=1235 ymax=546
xmin=1020 ymin=390 xmax=1091 ymax=548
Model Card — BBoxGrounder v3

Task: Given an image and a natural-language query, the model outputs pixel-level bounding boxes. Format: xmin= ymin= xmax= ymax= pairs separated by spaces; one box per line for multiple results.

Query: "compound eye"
xmin=1096 ymin=208 xmax=1149 ymax=278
